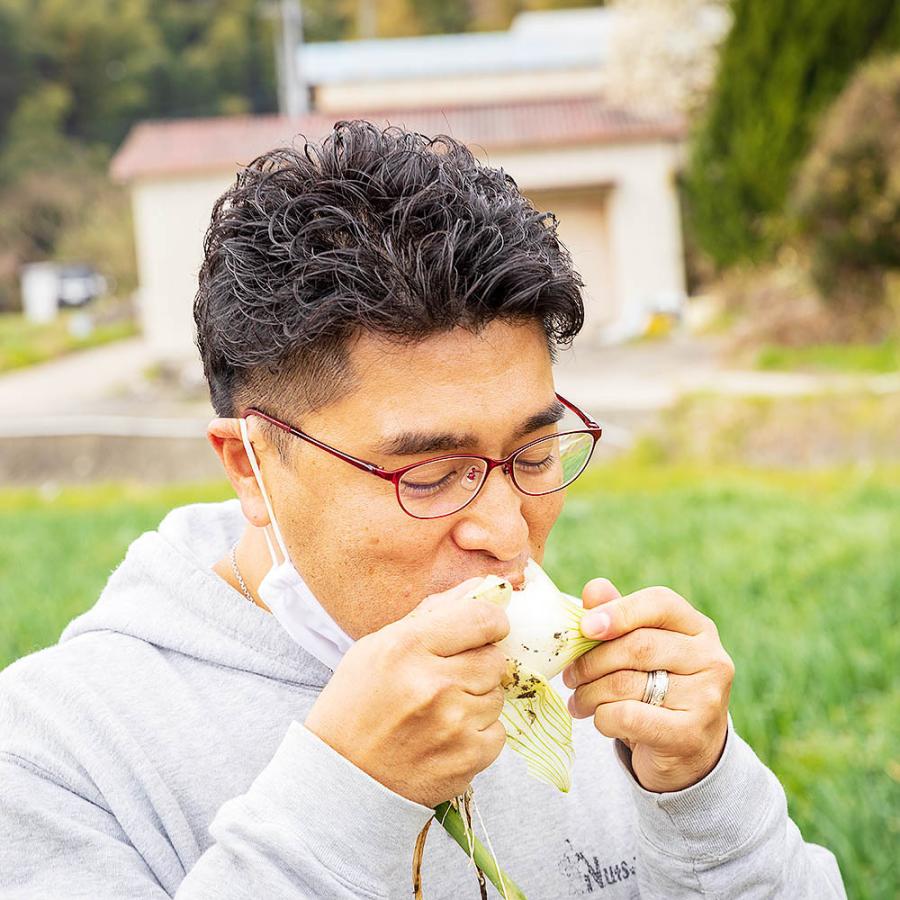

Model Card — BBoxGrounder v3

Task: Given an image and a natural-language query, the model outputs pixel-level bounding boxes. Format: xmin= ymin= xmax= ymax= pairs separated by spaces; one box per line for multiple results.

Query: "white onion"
xmin=467 ymin=559 xmax=600 ymax=792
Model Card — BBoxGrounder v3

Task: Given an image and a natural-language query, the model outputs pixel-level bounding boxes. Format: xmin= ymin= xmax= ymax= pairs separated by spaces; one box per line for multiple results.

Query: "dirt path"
xmin=0 ymin=337 xmax=158 ymax=418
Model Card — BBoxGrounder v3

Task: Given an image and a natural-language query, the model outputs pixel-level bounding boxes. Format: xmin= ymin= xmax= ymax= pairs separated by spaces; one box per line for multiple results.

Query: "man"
xmin=0 ymin=122 xmax=845 ymax=898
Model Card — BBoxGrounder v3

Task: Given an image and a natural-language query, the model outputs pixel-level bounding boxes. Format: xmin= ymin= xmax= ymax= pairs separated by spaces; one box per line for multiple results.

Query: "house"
xmin=111 ymin=9 xmax=688 ymax=361
xmin=298 ymin=8 xmax=616 ymax=112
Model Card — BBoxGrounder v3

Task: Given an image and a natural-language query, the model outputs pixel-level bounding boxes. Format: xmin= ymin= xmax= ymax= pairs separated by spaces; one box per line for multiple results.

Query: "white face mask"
xmin=239 ymin=418 xmax=354 ymax=671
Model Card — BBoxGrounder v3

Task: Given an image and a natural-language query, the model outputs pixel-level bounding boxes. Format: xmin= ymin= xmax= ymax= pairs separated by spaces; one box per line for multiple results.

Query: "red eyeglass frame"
xmin=241 ymin=391 xmax=602 ymax=519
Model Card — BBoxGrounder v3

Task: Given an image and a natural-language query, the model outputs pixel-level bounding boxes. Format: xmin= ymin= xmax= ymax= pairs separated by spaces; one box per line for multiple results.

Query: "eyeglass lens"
xmin=397 ymin=432 xmax=595 ymax=518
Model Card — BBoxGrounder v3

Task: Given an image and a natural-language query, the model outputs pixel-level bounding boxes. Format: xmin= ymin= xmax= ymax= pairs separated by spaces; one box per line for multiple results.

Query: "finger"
xmin=410 ymin=582 xmax=510 ymax=657
xmin=568 ymin=670 xmax=690 ymax=717
xmin=447 ymin=644 xmax=509 ymax=695
xmin=579 ymin=586 xmax=710 ymax=642
xmin=465 ymin=686 xmax=506 ymax=731
xmin=592 ymin=700 xmax=686 ymax=750
xmin=474 ymin=720 xmax=508 ymax=772
xmin=563 ymin=628 xmax=702 ymax=688
xmin=581 ymin=577 xmax=622 ymax=610
xmin=412 ymin=577 xmax=487 ymax=617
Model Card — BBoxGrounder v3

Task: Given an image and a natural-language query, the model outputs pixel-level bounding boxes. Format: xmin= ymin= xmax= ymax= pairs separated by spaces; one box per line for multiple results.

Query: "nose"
xmin=451 ymin=461 xmax=529 ymax=562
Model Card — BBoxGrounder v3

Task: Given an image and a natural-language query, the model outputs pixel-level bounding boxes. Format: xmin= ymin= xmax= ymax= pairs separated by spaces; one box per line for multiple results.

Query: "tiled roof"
xmin=110 ymin=96 xmax=685 ymax=181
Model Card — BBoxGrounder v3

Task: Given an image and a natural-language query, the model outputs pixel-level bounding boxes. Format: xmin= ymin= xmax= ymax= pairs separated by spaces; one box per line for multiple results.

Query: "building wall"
xmin=128 ymin=140 xmax=685 ymax=360
xmin=313 ymin=69 xmax=607 ymax=112
xmin=131 ymin=173 xmax=232 ymax=360
xmin=479 ymin=141 xmax=686 ymax=342
xmin=526 ymin=186 xmax=616 ymax=337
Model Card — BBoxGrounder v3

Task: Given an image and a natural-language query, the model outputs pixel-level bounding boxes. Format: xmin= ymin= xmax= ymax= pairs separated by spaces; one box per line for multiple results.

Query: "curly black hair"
xmin=194 ymin=120 xmax=584 ymax=452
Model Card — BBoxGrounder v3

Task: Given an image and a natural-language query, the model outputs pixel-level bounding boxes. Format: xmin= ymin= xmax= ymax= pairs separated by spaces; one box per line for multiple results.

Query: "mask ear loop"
xmin=239 ymin=416 xmax=290 ymax=568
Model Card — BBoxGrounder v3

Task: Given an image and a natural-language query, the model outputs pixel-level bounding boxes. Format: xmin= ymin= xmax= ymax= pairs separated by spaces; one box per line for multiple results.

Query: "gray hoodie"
xmin=0 ymin=500 xmax=846 ymax=898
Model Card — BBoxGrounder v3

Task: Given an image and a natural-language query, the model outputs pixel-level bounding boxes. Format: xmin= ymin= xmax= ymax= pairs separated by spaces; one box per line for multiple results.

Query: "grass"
xmin=0 ymin=481 xmax=232 ymax=665
xmin=2 ymin=461 xmax=898 ymax=899
xmin=755 ymin=339 xmax=900 ymax=374
xmin=0 ymin=309 xmax=138 ymax=373
xmin=638 ymin=390 xmax=900 ymax=469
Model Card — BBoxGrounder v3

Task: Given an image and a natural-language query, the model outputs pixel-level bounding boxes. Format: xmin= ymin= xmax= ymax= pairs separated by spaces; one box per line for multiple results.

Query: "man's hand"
xmin=304 ymin=578 xmax=510 ymax=808
xmin=562 ymin=579 xmax=734 ymax=793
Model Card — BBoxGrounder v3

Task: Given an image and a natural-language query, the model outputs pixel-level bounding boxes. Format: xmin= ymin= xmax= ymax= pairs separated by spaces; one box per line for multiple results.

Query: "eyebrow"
xmin=373 ymin=398 xmax=567 ymax=457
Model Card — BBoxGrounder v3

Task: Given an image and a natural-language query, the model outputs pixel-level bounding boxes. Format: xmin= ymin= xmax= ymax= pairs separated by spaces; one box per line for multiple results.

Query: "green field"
xmin=755 ymin=338 xmax=900 ymax=374
xmin=2 ymin=462 xmax=898 ymax=899
xmin=0 ymin=310 xmax=138 ymax=373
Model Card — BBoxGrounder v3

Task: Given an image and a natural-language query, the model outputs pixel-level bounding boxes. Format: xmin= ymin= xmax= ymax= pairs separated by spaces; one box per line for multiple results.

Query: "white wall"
xmin=479 ymin=141 xmax=686 ymax=340
xmin=314 ymin=69 xmax=608 ymax=112
xmin=526 ymin=185 xmax=615 ymax=341
xmin=131 ymin=173 xmax=232 ymax=359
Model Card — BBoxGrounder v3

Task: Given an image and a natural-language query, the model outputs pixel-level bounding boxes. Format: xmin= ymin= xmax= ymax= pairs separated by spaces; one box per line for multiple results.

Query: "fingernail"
xmin=581 ymin=610 xmax=610 ymax=638
xmin=562 ymin=667 xmax=574 ymax=688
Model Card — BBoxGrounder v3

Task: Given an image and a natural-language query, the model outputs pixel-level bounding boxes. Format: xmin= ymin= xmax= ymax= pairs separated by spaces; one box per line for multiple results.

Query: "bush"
xmin=791 ymin=55 xmax=900 ymax=310
xmin=713 ymin=255 xmax=897 ymax=359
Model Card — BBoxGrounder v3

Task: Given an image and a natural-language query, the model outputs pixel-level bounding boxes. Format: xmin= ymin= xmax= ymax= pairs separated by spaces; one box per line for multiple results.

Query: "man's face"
xmin=258 ymin=319 xmax=567 ymax=639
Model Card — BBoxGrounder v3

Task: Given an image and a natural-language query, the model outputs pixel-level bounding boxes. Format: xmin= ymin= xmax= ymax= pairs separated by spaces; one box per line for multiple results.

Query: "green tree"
xmin=144 ymin=0 xmax=276 ymax=119
xmin=0 ymin=0 xmax=281 ymax=154
xmin=22 ymin=0 xmax=160 ymax=147
xmin=304 ymin=0 xmax=357 ymax=42
xmin=0 ymin=83 xmax=73 ymax=184
xmin=0 ymin=0 xmax=29 ymax=149
xmin=362 ymin=0 xmax=473 ymax=38
xmin=684 ymin=0 xmax=900 ymax=269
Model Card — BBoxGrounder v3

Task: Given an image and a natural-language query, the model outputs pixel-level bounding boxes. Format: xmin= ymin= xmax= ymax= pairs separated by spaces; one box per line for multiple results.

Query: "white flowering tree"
xmin=604 ymin=0 xmax=732 ymax=119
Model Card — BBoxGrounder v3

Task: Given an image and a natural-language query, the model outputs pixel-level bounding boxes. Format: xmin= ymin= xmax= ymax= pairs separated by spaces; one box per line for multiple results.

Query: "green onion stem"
xmin=433 ymin=801 xmax=528 ymax=899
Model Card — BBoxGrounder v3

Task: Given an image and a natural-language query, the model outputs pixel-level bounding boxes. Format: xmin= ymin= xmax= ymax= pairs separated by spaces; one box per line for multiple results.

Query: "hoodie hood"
xmin=60 ymin=500 xmax=333 ymax=689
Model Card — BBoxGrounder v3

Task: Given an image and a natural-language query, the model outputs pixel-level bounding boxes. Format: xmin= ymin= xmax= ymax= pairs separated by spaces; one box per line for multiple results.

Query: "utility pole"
xmin=266 ymin=0 xmax=308 ymax=116
xmin=357 ymin=0 xmax=377 ymax=38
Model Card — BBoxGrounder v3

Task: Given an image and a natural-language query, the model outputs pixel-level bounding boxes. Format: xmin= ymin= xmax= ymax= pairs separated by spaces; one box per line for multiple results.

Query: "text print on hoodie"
xmin=0 ymin=500 xmax=847 ymax=898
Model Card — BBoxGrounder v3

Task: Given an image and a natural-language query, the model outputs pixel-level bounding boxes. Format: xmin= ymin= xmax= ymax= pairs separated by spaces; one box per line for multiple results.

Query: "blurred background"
xmin=0 ymin=2 xmax=897 ymax=897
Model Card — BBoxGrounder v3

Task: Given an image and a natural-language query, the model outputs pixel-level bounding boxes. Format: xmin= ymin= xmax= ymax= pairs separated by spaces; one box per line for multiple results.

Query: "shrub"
xmin=791 ymin=55 xmax=900 ymax=311
xmin=710 ymin=253 xmax=897 ymax=364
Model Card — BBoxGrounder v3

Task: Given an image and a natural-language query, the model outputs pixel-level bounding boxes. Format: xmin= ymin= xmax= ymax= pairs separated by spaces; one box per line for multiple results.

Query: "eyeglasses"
xmin=242 ymin=392 xmax=601 ymax=520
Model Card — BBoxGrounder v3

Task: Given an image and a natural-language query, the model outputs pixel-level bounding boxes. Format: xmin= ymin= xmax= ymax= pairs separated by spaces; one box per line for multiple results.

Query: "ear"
xmin=207 ymin=417 xmax=272 ymax=527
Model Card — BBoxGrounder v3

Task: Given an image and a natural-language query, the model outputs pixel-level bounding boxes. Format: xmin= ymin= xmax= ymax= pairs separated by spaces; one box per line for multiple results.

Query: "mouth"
xmin=449 ymin=569 xmax=525 ymax=593
xmin=490 ymin=557 xmax=530 ymax=592
xmin=452 ymin=556 xmax=529 ymax=593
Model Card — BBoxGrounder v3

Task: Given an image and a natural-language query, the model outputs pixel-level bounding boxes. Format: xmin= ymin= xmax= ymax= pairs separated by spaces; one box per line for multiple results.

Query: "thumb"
xmin=579 ymin=578 xmax=622 ymax=642
xmin=581 ymin=577 xmax=622 ymax=610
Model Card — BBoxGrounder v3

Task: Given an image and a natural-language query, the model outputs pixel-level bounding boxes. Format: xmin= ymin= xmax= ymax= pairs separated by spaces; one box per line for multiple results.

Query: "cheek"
xmin=316 ymin=513 xmax=448 ymax=636
xmin=522 ymin=493 xmax=565 ymax=562
xmin=357 ymin=511 xmax=445 ymax=562
xmin=326 ymin=487 xmax=435 ymax=561
xmin=526 ymin=492 xmax=565 ymax=537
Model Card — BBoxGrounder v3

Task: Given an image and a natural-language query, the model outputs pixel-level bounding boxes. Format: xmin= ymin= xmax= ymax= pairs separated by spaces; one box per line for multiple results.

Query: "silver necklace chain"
xmin=230 ymin=543 xmax=256 ymax=605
